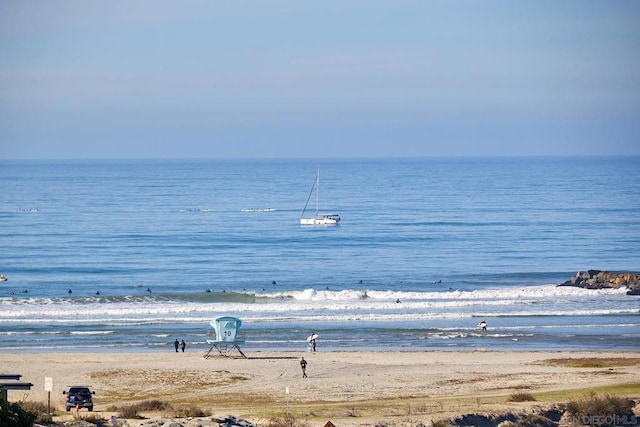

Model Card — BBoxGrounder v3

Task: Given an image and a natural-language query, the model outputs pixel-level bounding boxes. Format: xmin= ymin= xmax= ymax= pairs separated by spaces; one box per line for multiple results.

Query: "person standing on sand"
xmin=174 ymin=339 xmax=179 ymax=352
xmin=310 ymin=331 xmax=317 ymax=352
xmin=300 ymin=357 xmax=308 ymax=378
xmin=180 ymin=339 xmax=186 ymax=352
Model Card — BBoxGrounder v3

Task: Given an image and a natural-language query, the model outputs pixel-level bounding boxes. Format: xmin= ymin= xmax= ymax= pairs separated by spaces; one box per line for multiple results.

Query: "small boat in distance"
xmin=300 ymin=169 xmax=340 ymax=226
xmin=241 ymin=207 xmax=277 ymax=213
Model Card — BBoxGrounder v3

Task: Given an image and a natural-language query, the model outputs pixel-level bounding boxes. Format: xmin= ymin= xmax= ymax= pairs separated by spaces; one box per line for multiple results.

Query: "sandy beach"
xmin=3 ymin=350 xmax=640 ymax=426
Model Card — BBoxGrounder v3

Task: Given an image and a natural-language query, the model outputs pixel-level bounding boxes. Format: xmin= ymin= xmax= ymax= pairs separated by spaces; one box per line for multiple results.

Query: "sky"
xmin=1 ymin=1 xmax=639 ymax=159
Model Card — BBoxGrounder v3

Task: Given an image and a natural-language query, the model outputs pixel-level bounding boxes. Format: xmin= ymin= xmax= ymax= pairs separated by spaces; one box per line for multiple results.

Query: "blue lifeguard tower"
xmin=204 ymin=316 xmax=247 ymax=358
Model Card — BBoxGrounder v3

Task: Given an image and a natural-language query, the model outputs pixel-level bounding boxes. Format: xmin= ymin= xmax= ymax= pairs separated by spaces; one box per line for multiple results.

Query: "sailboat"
xmin=300 ymin=169 xmax=340 ymax=226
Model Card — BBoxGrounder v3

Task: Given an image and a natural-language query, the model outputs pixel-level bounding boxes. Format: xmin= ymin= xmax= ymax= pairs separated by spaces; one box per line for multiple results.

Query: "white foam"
xmin=0 ymin=284 xmax=635 ymax=328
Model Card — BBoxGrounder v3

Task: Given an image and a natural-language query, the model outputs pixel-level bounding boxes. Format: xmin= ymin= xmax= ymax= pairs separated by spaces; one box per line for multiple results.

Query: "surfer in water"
xmin=477 ymin=320 xmax=487 ymax=332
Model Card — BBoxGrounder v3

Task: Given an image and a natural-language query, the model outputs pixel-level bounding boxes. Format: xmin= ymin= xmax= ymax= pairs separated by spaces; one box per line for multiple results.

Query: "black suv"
xmin=63 ymin=386 xmax=95 ymax=412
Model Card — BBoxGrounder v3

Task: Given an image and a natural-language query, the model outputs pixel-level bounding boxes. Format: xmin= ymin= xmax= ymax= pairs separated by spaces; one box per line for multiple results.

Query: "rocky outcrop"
xmin=95 ymin=415 xmax=256 ymax=427
xmin=559 ymin=270 xmax=640 ymax=295
xmin=215 ymin=415 xmax=255 ymax=427
xmin=452 ymin=406 xmax=563 ymax=427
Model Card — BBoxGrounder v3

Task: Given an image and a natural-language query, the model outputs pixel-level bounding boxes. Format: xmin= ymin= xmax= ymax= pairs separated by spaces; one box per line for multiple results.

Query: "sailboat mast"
xmin=300 ymin=169 xmax=318 ymax=219
xmin=315 ymin=169 xmax=320 ymax=216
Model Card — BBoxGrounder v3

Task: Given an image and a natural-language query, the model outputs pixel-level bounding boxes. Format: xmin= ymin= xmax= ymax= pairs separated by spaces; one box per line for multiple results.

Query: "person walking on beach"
xmin=174 ymin=339 xmax=179 ymax=352
xmin=180 ymin=339 xmax=186 ymax=352
xmin=300 ymin=357 xmax=308 ymax=378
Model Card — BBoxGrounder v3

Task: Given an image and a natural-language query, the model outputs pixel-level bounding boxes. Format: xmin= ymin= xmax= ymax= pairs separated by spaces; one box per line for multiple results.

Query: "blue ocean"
xmin=1 ymin=157 xmax=639 ymax=352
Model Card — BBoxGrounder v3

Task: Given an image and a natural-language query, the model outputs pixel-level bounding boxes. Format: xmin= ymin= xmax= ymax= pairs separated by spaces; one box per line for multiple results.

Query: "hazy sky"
xmin=1 ymin=1 xmax=639 ymax=159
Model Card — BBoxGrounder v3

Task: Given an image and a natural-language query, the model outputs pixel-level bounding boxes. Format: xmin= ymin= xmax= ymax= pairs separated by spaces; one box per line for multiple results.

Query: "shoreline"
xmin=9 ymin=344 xmax=640 ymax=354
xmin=3 ymin=350 xmax=640 ymax=426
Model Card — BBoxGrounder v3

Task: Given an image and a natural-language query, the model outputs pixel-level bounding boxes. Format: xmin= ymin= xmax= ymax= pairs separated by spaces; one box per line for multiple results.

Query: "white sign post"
xmin=44 ymin=377 xmax=53 ymax=414
xmin=285 ymin=386 xmax=290 ymax=418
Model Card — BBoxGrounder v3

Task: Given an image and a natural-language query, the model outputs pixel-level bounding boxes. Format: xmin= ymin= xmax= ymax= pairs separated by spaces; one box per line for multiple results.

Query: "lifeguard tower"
xmin=204 ymin=316 xmax=247 ymax=359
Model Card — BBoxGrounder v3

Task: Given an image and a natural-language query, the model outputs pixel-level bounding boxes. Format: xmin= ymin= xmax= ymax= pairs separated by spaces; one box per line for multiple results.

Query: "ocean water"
xmin=0 ymin=157 xmax=639 ymax=353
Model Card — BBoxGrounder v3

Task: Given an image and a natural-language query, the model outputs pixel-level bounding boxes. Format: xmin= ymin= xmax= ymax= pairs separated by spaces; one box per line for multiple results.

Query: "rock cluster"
xmin=131 ymin=415 xmax=255 ymax=427
xmin=214 ymin=415 xmax=255 ymax=427
xmin=451 ymin=399 xmax=640 ymax=427
xmin=453 ymin=406 xmax=563 ymax=427
xmin=78 ymin=415 xmax=256 ymax=427
xmin=559 ymin=270 xmax=640 ymax=295
xmin=127 ymin=418 xmax=220 ymax=427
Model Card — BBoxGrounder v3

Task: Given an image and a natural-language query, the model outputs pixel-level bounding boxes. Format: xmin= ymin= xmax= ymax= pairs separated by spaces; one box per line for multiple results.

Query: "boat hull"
xmin=300 ymin=214 xmax=340 ymax=225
